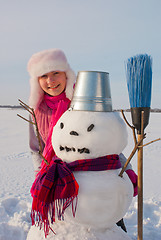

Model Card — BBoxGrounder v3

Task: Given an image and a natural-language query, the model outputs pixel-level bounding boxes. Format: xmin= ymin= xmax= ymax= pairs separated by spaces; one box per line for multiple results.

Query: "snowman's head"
xmin=52 ymin=110 xmax=128 ymax=162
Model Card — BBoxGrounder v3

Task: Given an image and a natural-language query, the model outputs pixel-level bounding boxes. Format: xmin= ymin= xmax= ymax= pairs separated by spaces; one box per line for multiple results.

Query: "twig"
xmin=19 ymin=103 xmax=33 ymax=115
xmin=120 ymin=110 xmax=160 ymax=175
xmin=119 ymin=109 xmax=141 ymax=176
xmin=121 ymin=110 xmax=133 ymax=129
xmin=119 ymin=110 xmax=147 ymax=177
xmin=17 ymin=99 xmax=49 ymax=165
xmin=17 ymin=114 xmax=34 ymax=124
xmin=121 ymin=110 xmax=137 ymax=144
xmin=31 ymin=109 xmax=43 ymax=154
xmin=138 ymin=138 xmax=161 ymax=148
xmin=119 ymin=134 xmax=146 ymax=177
xmin=39 ymin=152 xmax=49 ymax=165
xmin=18 ymin=99 xmax=33 ymax=110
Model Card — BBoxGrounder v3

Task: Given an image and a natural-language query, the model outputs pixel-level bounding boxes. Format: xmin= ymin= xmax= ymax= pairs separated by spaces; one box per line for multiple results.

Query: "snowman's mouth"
xmin=60 ymin=145 xmax=90 ymax=154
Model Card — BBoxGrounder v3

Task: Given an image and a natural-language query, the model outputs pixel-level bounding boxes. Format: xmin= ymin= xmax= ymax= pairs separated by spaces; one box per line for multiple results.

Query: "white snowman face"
xmin=52 ymin=110 xmax=128 ymax=162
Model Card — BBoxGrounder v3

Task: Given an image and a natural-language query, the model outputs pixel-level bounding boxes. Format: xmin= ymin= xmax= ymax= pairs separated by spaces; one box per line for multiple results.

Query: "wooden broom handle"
xmin=137 ymin=134 xmax=143 ymax=240
xmin=137 ymin=111 xmax=144 ymax=240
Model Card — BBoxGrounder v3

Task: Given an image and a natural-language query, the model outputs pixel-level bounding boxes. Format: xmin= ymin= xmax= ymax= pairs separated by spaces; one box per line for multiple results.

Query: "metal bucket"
xmin=70 ymin=71 xmax=112 ymax=112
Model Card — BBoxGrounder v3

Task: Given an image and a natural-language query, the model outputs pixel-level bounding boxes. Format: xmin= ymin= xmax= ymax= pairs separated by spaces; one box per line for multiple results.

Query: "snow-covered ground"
xmin=0 ymin=108 xmax=161 ymax=240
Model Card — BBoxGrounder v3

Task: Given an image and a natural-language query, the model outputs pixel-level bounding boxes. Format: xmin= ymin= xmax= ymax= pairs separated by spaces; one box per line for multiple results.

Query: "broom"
xmin=125 ymin=54 xmax=152 ymax=240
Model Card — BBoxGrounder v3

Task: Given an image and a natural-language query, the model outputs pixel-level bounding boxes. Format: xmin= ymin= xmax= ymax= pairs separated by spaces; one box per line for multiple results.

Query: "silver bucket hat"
xmin=70 ymin=71 xmax=112 ymax=112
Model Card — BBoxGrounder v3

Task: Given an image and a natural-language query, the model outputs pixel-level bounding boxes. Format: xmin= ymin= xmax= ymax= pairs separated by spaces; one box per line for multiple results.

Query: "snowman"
xmin=27 ymin=71 xmax=134 ymax=240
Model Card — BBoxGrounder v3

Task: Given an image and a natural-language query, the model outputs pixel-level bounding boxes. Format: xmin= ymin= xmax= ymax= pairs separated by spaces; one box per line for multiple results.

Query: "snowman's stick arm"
xmin=39 ymin=152 xmax=49 ymax=165
xmin=119 ymin=110 xmax=161 ymax=177
xmin=18 ymin=99 xmax=43 ymax=152
xmin=121 ymin=110 xmax=137 ymax=144
xmin=119 ymin=135 xmax=145 ymax=177
xmin=17 ymin=114 xmax=34 ymax=125
xmin=138 ymin=138 xmax=161 ymax=148
xmin=17 ymin=99 xmax=49 ymax=165
xmin=119 ymin=136 xmax=160 ymax=177
xmin=18 ymin=99 xmax=33 ymax=111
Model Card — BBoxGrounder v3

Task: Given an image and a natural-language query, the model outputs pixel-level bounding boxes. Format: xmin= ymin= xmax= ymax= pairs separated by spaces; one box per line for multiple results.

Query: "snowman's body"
xmin=67 ymin=169 xmax=133 ymax=230
xmin=27 ymin=110 xmax=133 ymax=240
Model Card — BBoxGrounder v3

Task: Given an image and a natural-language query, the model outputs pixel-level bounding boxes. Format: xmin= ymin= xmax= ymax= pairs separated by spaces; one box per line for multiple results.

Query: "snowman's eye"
xmin=60 ymin=122 xmax=64 ymax=129
xmin=87 ymin=124 xmax=94 ymax=132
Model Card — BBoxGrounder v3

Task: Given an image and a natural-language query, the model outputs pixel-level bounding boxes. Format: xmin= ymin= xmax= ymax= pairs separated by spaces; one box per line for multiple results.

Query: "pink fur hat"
xmin=27 ymin=48 xmax=76 ymax=109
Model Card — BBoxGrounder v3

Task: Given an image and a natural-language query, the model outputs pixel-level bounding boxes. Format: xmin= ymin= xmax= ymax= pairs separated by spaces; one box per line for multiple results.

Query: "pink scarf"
xmin=34 ymin=92 xmax=70 ymax=169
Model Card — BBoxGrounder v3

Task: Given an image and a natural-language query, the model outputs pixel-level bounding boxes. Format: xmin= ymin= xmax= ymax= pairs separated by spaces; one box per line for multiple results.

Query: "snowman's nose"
xmin=70 ymin=131 xmax=79 ymax=136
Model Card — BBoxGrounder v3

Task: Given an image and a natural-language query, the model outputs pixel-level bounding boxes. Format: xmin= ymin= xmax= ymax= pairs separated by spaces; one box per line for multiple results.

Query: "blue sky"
xmin=0 ymin=0 xmax=161 ymax=109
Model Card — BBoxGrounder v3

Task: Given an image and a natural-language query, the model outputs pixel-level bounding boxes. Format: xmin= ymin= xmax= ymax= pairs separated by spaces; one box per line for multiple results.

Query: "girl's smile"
xmin=38 ymin=71 xmax=67 ymax=96
xmin=48 ymin=84 xmax=60 ymax=89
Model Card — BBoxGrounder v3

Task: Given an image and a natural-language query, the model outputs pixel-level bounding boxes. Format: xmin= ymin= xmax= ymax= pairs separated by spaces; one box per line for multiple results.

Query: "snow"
xmin=0 ymin=108 xmax=161 ymax=240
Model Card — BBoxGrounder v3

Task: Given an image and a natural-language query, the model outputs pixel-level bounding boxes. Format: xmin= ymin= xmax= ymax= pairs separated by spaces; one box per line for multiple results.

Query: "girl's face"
xmin=38 ymin=71 xmax=67 ymax=96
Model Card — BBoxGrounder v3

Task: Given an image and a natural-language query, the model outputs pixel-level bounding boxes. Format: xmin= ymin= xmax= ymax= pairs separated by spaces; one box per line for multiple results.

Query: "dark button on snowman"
xmin=28 ymin=71 xmax=133 ymax=240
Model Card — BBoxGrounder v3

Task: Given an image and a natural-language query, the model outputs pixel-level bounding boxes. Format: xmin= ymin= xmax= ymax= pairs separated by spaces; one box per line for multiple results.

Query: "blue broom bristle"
xmin=126 ymin=54 xmax=152 ymax=108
